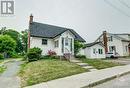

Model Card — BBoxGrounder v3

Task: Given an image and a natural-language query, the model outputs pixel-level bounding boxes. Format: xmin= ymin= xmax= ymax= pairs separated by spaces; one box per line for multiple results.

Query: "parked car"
xmin=106 ymin=52 xmax=119 ymax=58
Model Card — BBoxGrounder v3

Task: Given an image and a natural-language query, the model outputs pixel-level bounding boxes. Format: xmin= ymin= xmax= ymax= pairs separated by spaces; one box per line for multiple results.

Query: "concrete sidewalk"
xmin=25 ymin=65 xmax=130 ymax=88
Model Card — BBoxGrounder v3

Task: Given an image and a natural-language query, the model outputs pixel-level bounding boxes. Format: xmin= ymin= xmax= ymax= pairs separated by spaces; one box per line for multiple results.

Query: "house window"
xmin=70 ymin=38 xmax=73 ymax=51
xmin=65 ymin=38 xmax=68 ymax=46
xmin=125 ymin=46 xmax=128 ymax=52
xmin=108 ymin=36 xmax=113 ymax=41
xmin=62 ymin=38 xmax=64 ymax=53
xmin=93 ymin=48 xmax=96 ymax=54
xmin=98 ymin=49 xmax=103 ymax=54
xmin=109 ymin=46 xmax=116 ymax=52
xmin=55 ymin=40 xmax=59 ymax=47
xmin=42 ymin=39 xmax=47 ymax=45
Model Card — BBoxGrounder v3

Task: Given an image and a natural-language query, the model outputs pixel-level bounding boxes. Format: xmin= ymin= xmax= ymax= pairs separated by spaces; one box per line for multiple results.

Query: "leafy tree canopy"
xmin=74 ymin=40 xmax=84 ymax=56
xmin=0 ymin=35 xmax=16 ymax=53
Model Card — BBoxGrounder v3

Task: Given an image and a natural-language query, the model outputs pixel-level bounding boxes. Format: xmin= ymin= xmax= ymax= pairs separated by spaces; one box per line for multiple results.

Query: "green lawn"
xmin=0 ymin=66 xmax=6 ymax=73
xmin=19 ymin=59 xmax=87 ymax=87
xmin=79 ymin=58 xmax=122 ymax=69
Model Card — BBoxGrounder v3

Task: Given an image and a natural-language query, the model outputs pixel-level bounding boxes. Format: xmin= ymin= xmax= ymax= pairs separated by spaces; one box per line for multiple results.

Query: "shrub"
xmin=48 ymin=50 xmax=56 ymax=56
xmin=75 ymin=55 xmax=86 ymax=58
xmin=0 ymin=53 xmax=4 ymax=60
xmin=27 ymin=47 xmax=42 ymax=62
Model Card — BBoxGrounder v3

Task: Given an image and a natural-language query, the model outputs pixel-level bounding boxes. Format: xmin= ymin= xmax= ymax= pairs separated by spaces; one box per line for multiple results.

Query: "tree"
xmin=0 ymin=35 xmax=16 ymax=55
xmin=74 ymin=40 xmax=84 ymax=56
xmin=21 ymin=29 xmax=28 ymax=53
xmin=3 ymin=29 xmax=23 ymax=53
xmin=0 ymin=27 xmax=6 ymax=34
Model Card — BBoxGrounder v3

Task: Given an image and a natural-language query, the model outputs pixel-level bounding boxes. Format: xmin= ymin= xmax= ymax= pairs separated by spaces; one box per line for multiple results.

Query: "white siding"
xmin=30 ymin=30 xmax=75 ymax=56
xmin=30 ymin=37 xmax=54 ymax=55
xmin=107 ymin=36 xmax=124 ymax=56
xmin=84 ymin=44 xmax=105 ymax=59
xmin=122 ymin=41 xmax=129 ymax=56
xmin=96 ymin=33 xmax=130 ymax=56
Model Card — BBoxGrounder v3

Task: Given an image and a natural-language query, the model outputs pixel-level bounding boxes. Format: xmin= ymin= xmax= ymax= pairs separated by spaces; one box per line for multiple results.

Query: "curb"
xmin=82 ymin=71 xmax=130 ymax=88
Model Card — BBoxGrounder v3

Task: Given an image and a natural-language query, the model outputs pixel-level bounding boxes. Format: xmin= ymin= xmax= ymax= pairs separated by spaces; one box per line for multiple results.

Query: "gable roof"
xmin=30 ymin=22 xmax=86 ymax=42
xmin=95 ymin=32 xmax=130 ymax=42
xmin=84 ymin=42 xmax=104 ymax=48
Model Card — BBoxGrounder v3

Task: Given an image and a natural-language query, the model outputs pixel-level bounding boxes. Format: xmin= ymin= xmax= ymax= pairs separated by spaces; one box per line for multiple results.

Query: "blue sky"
xmin=0 ymin=0 xmax=130 ymax=42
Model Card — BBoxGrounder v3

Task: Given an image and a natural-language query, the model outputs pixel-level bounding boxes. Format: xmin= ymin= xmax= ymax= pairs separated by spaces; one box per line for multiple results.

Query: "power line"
xmin=119 ymin=0 xmax=130 ymax=9
xmin=104 ymin=0 xmax=130 ymax=18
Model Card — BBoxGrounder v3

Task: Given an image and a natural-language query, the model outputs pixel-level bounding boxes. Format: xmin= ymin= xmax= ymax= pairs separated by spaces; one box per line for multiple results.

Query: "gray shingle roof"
xmin=30 ymin=22 xmax=86 ymax=42
xmin=84 ymin=42 xmax=104 ymax=48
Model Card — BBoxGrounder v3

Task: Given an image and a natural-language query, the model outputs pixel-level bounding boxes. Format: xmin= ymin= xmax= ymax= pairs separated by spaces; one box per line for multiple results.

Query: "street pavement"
xmin=94 ymin=73 xmax=130 ymax=88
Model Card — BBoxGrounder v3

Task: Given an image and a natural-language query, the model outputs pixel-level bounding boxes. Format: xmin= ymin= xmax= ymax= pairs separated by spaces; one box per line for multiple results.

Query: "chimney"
xmin=28 ymin=14 xmax=33 ymax=50
xmin=29 ymin=14 xmax=33 ymax=24
xmin=103 ymin=31 xmax=108 ymax=53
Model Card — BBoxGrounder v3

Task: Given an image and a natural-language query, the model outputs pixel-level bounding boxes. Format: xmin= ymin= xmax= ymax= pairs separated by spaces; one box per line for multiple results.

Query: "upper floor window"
xmin=55 ymin=40 xmax=59 ymax=47
xmin=42 ymin=39 xmax=47 ymax=45
xmin=108 ymin=36 xmax=113 ymax=41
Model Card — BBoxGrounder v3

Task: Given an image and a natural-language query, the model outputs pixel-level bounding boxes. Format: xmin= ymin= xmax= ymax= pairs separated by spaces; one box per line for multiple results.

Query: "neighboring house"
xmin=95 ymin=31 xmax=130 ymax=56
xmin=28 ymin=15 xmax=86 ymax=56
xmin=83 ymin=42 xmax=105 ymax=59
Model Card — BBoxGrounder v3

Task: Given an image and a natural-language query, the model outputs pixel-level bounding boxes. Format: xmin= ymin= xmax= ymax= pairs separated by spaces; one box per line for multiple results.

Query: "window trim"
xmin=54 ymin=40 xmax=59 ymax=48
xmin=42 ymin=39 xmax=48 ymax=45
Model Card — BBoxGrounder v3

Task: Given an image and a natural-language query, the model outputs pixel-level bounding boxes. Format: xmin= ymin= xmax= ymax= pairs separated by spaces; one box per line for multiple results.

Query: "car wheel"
xmin=110 ymin=55 xmax=114 ymax=58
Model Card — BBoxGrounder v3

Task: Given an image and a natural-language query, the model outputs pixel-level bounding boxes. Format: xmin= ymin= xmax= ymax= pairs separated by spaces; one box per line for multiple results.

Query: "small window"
xmin=125 ymin=46 xmax=128 ymax=52
xmin=108 ymin=36 xmax=113 ymax=41
xmin=98 ymin=49 xmax=103 ymax=54
xmin=42 ymin=39 xmax=47 ymax=45
xmin=93 ymin=48 xmax=96 ymax=54
xmin=65 ymin=38 xmax=68 ymax=46
xmin=55 ymin=40 xmax=59 ymax=47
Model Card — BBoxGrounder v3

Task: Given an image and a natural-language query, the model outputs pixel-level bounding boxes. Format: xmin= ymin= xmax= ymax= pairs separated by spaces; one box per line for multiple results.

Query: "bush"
xmin=27 ymin=47 xmax=42 ymax=62
xmin=75 ymin=55 xmax=86 ymax=59
xmin=0 ymin=53 xmax=4 ymax=60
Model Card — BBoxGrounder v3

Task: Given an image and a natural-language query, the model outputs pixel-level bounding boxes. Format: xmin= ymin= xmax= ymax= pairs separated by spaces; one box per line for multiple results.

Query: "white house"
xmin=83 ymin=42 xmax=105 ymax=59
xmin=95 ymin=31 xmax=130 ymax=57
xmin=28 ymin=15 xmax=86 ymax=56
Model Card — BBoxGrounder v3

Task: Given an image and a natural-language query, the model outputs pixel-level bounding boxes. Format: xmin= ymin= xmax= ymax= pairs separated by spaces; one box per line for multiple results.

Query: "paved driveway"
xmin=103 ymin=58 xmax=130 ymax=65
xmin=0 ymin=60 xmax=22 ymax=88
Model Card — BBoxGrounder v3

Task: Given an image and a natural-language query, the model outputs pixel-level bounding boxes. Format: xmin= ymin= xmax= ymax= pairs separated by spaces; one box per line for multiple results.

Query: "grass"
xmin=79 ymin=58 xmax=122 ymax=69
xmin=19 ymin=59 xmax=87 ymax=87
xmin=0 ymin=66 xmax=6 ymax=73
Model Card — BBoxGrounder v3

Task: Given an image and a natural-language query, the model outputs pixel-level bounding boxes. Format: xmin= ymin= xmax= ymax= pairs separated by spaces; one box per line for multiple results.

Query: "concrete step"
xmin=70 ymin=60 xmax=82 ymax=63
xmin=89 ymin=69 xmax=98 ymax=72
xmin=82 ymin=66 xmax=94 ymax=69
xmin=76 ymin=63 xmax=89 ymax=67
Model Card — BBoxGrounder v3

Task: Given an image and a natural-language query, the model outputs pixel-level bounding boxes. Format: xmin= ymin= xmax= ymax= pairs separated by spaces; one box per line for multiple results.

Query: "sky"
xmin=0 ymin=0 xmax=130 ymax=43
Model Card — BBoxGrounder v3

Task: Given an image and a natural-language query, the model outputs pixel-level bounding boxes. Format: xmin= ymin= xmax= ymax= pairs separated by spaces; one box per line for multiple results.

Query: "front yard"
xmin=79 ymin=58 xmax=122 ymax=69
xmin=0 ymin=66 xmax=6 ymax=73
xmin=19 ymin=59 xmax=87 ymax=87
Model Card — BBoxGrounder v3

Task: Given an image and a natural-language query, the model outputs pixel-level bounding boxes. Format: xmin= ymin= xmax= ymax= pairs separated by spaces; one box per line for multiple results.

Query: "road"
xmin=0 ymin=60 xmax=22 ymax=88
xmin=94 ymin=73 xmax=130 ymax=88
